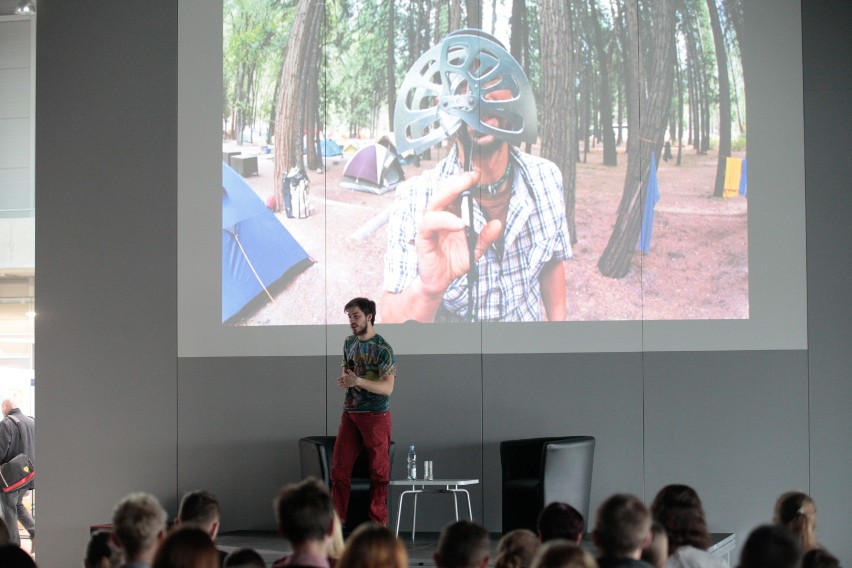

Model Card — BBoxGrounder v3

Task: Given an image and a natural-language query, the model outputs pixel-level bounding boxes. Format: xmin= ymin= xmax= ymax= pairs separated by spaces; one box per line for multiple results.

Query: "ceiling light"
xmin=15 ymin=1 xmax=36 ymax=15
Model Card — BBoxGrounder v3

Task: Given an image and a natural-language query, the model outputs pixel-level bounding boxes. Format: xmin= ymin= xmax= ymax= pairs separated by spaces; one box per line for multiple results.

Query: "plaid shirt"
xmin=384 ymin=146 xmax=571 ymax=322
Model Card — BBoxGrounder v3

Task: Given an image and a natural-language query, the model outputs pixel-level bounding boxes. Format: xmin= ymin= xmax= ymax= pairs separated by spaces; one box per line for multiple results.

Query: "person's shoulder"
xmin=513 ymin=150 xmax=562 ymax=189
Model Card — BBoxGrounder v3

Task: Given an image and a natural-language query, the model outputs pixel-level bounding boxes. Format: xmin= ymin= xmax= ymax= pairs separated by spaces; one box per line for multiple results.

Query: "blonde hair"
xmin=773 ymin=491 xmax=818 ymax=552
xmin=641 ymin=522 xmax=668 ymax=568
xmin=495 ymin=529 xmax=540 ymax=568
xmin=531 ymin=541 xmax=597 ymax=568
xmin=327 ymin=512 xmax=345 ymax=560
xmin=337 ymin=524 xmax=408 ymax=568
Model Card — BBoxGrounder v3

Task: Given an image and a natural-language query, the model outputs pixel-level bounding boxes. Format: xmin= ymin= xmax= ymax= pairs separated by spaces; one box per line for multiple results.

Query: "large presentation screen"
xmin=178 ymin=0 xmax=806 ymax=356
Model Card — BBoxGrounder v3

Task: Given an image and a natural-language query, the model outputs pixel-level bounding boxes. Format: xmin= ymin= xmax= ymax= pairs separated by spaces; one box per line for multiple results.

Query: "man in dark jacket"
xmin=0 ymin=398 xmax=35 ymax=546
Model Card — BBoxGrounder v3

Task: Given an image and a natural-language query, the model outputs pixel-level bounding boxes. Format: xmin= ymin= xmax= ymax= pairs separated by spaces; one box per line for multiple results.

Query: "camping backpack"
xmin=0 ymin=414 xmax=34 ymax=493
xmin=287 ymin=167 xmax=310 ymax=219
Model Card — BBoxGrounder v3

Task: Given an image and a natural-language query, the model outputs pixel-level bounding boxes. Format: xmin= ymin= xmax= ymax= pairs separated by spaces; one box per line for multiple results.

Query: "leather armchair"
xmin=500 ymin=436 xmax=595 ymax=534
xmin=298 ymin=436 xmax=395 ymax=529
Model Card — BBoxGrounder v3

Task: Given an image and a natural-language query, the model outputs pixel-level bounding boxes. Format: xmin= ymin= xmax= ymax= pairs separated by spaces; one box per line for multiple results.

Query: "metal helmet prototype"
xmin=394 ymin=29 xmax=538 ymax=156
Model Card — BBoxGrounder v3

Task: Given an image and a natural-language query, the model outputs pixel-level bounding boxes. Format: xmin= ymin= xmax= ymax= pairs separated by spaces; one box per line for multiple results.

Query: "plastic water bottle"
xmin=407 ymin=445 xmax=417 ymax=480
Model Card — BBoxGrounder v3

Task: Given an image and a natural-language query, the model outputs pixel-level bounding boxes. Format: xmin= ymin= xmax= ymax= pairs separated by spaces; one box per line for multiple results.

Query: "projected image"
xmin=222 ymin=0 xmax=747 ymax=325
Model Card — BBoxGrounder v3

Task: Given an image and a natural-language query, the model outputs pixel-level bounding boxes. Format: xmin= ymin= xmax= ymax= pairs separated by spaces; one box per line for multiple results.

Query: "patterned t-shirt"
xmin=342 ymin=333 xmax=396 ymax=412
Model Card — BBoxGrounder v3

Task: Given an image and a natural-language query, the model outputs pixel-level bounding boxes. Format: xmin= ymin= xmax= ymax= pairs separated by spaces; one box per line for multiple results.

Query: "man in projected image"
xmin=383 ymin=29 xmax=571 ymax=323
xmin=331 ymin=297 xmax=396 ymax=527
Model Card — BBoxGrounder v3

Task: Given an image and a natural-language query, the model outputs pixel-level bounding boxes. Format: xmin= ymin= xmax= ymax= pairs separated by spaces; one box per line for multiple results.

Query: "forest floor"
xmin=228 ymin=138 xmax=748 ymax=325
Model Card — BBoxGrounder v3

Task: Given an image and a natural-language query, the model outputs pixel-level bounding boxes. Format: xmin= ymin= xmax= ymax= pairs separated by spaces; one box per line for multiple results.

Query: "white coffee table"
xmin=389 ymin=479 xmax=479 ymax=539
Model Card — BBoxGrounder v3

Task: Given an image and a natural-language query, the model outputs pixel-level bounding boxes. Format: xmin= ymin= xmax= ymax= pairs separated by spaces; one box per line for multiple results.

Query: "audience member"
xmin=737 ymin=524 xmax=800 ymax=568
xmin=801 ymin=548 xmax=840 ymax=568
xmin=434 ymin=520 xmax=491 ymax=568
xmin=152 ymin=526 xmax=219 ymax=568
xmin=530 ymin=541 xmax=597 ymax=568
xmin=495 ymin=529 xmax=541 ymax=568
xmin=85 ymin=529 xmax=123 ymax=568
xmin=773 ymin=491 xmax=819 ymax=553
xmin=223 ymin=547 xmax=266 ymax=568
xmin=176 ymin=490 xmax=224 ymax=565
xmin=111 ymin=492 xmax=168 ymax=568
xmin=0 ymin=397 xmax=36 ymax=547
xmin=177 ymin=491 xmax=221 ymax=539
xmin=650 ymin=484 xmax=727 ymax=568
xmin=640 ymin=522 xmax=667 ymax=568
xmin=592 ymin=493 xmax=653 ymax=568
xmin=538 ymin=502 xmax=585 ymax=544
xmin=336 ymin=524 xmax=407 ymax=568
xmin=0 ymin=544 xmax=37 ymax=568
xmin=271 ymin=477 xmax=336 ymax=568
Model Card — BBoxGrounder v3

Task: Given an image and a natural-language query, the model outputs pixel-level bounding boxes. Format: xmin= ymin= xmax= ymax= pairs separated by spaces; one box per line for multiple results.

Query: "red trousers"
xmin=331 ymin=411 xmax=392 ymax=526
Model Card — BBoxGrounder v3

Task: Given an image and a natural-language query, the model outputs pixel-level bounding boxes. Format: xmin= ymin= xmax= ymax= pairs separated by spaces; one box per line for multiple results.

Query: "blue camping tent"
xmin=222 ymin=162 xmax=311 ymax=323
xmin=318 ymin=138 xmax=343 ymax=157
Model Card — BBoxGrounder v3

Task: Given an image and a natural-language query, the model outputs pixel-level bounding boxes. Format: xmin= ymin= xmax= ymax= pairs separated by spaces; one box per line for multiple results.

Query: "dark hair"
xmin=593 ymin=493 xmax=651 ymax=556
xmin=650 ymin=484 xmax=710 ymax=551
xmin=495 ymin=529 xmax=540 ymax=568
xmin=152 ymin=526 xmax=219 ymax=568
xmin=274 ymin=477 xmax=334 ymax=545
xmin=224 ymin=547 xmax=267 ymax=568
xmin=436 ymin=520 xmax=491 ymax=568
xmin=345 ymin=297 xmax=377 ymax=325
xmin=337 ymin=524 xmax=408 ymax=568
xmin=538 ymin=502 xmax=585 ymax=543
xmin=178 ymin=490 xmax=221 ymax=528
xmin=739 ymin=524 xmax=801 ymax=568
xmin=85 ymin=530 xmax=118 ymax=568
xmin=0 ymin=545 xmax=37 ymax=568
xmin=529 ymin=541 xmax=597 ymax=568
xmin=802 ymin=548 xmax=840 ymax=568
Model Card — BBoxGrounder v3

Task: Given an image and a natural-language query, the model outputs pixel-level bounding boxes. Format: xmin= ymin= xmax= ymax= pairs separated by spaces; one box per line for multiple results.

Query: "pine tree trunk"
xmin=387 ymin=4 xmax=397 ymax=128
xmin=598 ymin=0 xmax=676 ymax=278
xmin=273 ymin=0 xmax=325 ymax=210
xmin=589 ymin=0 xmax=617 ymax=166
xmin=540 ymin=0 xmax=578 ymax=245
xmin=707 ymin=0 xmax=731 ymax=197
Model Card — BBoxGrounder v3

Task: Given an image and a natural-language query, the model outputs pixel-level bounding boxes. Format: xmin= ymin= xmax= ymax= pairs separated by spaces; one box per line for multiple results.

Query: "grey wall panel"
xmin=802 ymin=1 xmax=852 ymax=561
xmin=341 ymin=353 xmax=485 ymax=533
xmin=177 ymin=356 xmax=327 ymax=530
xmin=35 ymin=1 xmax=178 ymax=566
xmin=482 ymin=353 xmax=645 ymax=531
xmin=801 ymin=0 xmax=852 ymax=92
xmin=0 ymin=117 xmax=28 ymax=167
xmin=0 ymin=68 xmax=30 ymax=118
xmin=644 ymin=351 xmax=809 ymax=556
xmin=0 ymin=18 xmax=30 ymax=68
xmin=803 ymin=83 xmax=852 ymax=563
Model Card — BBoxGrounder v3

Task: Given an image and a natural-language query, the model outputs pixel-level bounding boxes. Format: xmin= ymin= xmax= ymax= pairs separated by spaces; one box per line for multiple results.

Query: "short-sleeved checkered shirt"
xmin=383 ymin=146 xmax=572 ymax=322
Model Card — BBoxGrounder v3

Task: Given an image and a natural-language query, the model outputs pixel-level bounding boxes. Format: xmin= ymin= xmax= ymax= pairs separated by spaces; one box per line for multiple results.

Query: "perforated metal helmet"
xmin=394 ymin=29 xmax=538 ymax=156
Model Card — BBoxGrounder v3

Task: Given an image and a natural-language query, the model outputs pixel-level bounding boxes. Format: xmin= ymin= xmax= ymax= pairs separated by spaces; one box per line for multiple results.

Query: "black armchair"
xmin=298 ymin=436 xmax=396 ymax=529
xmin=500 ymin=436 xmax=595 ymax=534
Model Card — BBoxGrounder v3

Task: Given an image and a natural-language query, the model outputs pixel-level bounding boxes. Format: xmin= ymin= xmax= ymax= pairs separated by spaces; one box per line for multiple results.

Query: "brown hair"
xmin=345 ymin=297 xmax=377 ymax=325
xmin=593 ymin=493 xmax=651 ymax=556
xmin=152 ymin=526 xmax=219 ymax=568
xmin=495 ymin=529 xmax=541 ymax=568
xmin=274 ymin=477 xmax=335 ymax=546
xmin=538 ymin=502 xmax=585 ymax=543
xmin=436 ymin=520 xmax=490 ymax=568
xmin=530 ymin=541 xmax=597 ymax=568
xmin=773 ymin=491 xmax=818 ymax=552
xmin=650 ymin=484 xmax=710 ymax=551
xmin=337 ymin=524 xmax=408 ymax=568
